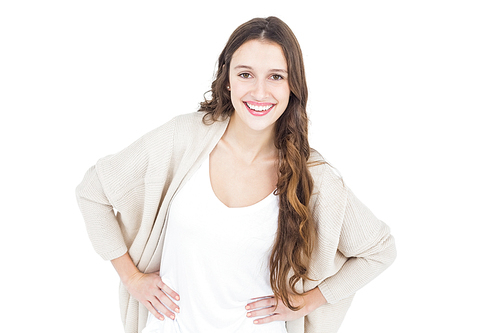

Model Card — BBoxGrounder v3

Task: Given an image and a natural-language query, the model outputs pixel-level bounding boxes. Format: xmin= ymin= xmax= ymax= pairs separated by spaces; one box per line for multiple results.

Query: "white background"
xmin=1 ymin=1 xmax=499 ymax=332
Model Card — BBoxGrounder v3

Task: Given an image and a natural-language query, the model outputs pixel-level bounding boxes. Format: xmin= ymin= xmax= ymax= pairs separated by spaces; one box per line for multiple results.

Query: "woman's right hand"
xmin=124 ymin=271 xmax=180 ymax=321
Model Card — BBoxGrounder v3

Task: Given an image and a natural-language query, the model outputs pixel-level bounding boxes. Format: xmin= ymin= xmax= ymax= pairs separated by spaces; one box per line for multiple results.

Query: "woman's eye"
xmin=271 ymin=74 xmax=283 ymax=80
xmin=239 ymin=73 xmax=251 ymax=79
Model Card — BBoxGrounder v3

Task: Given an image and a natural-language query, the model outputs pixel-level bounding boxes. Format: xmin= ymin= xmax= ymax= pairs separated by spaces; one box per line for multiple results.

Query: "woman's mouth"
xmin=244 ymin=102 xmax=275 ymax=116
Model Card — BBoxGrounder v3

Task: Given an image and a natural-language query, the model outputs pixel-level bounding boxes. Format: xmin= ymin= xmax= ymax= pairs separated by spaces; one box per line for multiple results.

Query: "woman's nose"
xmin=251 ymin=79 xmax=268 ymax=101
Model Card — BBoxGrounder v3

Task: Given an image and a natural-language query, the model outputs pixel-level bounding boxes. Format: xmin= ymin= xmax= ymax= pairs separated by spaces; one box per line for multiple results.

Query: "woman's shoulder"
xmin=134 ymin=111 xmax=227 ymax=149
xmin=94 ymin=112 xmax=224 ymax=192
xmin=308 ymin=149 xmax=343 ymax=182
xmin=169 ymin=111 xmax=207 ymax=127
xmin=156 ymin=111 xmax=228 ymax=139
xmin=152 ymin=111 xmax=206 ymax=136
xmin=307 ymin=149 xmax=350 ymax=220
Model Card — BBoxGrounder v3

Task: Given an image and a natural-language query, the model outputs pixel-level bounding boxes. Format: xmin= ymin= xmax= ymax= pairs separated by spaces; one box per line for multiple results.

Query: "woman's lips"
xmin=244 ymin=101 xmax=275 ymax=116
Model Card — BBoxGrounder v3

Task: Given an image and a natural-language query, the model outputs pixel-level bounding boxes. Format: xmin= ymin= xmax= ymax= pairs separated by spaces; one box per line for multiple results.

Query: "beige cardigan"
xmin=76 ymin=112 xmax=396 ymax=333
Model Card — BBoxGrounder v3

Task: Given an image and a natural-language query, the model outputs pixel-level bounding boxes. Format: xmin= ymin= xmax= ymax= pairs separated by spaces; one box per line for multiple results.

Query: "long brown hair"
xmin=199 ymin=16 xmax=315 ymax=311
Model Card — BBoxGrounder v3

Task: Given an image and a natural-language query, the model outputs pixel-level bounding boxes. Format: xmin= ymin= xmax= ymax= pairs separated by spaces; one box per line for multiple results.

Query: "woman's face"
xmin=228 ymin=39 xmax=290 ymax=134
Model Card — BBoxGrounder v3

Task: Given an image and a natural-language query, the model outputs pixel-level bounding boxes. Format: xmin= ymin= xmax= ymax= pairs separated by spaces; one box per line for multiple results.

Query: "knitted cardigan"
xmin=76 ymin=112 xmax=396 ymax=333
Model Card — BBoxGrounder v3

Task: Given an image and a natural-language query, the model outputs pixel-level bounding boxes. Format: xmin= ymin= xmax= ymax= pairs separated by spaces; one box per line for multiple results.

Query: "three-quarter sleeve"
xmin=76 ymin=164 xmax=128 ymax=260
xmin=317 ymin=186 xmax=397 ymax=304
xmin=75 ymin=115 xmax=181 ymax=263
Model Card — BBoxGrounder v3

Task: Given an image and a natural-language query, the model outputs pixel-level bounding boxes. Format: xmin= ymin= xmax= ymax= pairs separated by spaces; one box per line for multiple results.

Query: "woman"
xmin=76 ymin=17 xmax=396 ymax=333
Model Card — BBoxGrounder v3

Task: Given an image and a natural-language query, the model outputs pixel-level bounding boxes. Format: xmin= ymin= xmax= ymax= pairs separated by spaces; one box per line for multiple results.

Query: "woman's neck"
xmin=222 ymin=116 xmax=277 ymax=164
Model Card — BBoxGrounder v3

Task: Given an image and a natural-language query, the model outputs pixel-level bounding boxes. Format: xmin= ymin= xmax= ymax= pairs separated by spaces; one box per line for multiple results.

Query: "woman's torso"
xmin=142 ymin=157 xmax=286 ymax=333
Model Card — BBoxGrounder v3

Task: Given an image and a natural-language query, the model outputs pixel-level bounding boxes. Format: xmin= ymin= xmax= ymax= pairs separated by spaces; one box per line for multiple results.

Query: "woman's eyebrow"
xmin=271 ymin=69 xmax=288 ymax=74
xmin=234 ymin=65 xmax=253 ymax=71
xmin=234 ymin=65 xmax=288 ymax=74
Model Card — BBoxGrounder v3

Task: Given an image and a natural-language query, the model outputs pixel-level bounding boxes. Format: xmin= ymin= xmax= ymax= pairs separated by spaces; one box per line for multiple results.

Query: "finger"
xmin=246 ymin=297 xmax=277 ymax=310
xmin=150 ymin=297 xmax=176 ymax=320
xmin=155 ymin=276 xmax=180 ymax=301
xmin=159 ymin=282 xmax=180 ymax=301
xmin=246 ymin=305 xmax=276 ymax=318
xmin=252 ymin=313 xmax=280 ymax=325
xmin=143 ymin=300 xmax=165 ymax=321
xmin=156 ymin=290 xmax=180 ymax=314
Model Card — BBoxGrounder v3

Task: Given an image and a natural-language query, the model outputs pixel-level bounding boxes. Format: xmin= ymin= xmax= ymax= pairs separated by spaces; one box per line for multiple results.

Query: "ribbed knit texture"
xmin=76 ymin=112 xmax=396 ymax=333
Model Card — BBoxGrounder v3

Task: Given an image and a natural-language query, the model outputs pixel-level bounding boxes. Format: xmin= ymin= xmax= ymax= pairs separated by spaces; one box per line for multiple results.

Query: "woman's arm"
xmin=317 ymin=187 xmax=396 ymax=305
xmin=76 ymin=166 xmax=181 ymax=321
xmin=75 ymin=165 xmax=128 ymax=260
xmin=246 ymin=171 xmax=396 ymax=324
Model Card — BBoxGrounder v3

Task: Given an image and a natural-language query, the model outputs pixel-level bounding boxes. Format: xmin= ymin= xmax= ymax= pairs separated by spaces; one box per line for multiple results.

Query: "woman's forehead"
xmin=231 ymin=40 xmax=287 ymax=71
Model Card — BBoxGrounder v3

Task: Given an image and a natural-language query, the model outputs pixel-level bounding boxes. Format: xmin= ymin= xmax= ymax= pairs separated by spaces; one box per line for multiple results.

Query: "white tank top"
xmin=142 ymin=158 xmax=287 ymax=333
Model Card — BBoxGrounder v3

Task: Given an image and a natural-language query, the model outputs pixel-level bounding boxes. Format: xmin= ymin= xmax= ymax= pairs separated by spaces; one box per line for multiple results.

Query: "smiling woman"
xmin=76 ymin=16 xmax=396 ymax=333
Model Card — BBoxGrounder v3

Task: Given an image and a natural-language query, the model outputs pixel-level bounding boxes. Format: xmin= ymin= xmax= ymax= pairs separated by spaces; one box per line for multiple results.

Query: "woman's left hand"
xmin=245 ymin=287 xmax=327 ymax=324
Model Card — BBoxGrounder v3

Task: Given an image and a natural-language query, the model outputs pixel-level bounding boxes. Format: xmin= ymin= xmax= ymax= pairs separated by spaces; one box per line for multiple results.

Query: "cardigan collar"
xmin=141 ymin=115 xmax=230 ymax=273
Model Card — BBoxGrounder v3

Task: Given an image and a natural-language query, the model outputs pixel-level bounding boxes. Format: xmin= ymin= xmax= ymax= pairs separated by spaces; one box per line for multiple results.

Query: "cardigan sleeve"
xmin=75 ymin=165 xmax=129 ymax=260
xmin=75 ymin=116 xmax=178 ymax=261
xmin=317 ymin=186 xmax=397 ymax=304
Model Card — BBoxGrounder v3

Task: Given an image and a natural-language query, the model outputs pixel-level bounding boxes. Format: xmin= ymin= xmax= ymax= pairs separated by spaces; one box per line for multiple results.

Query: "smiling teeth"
xmin=246 ymin=103 xmax=273 ymax=111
